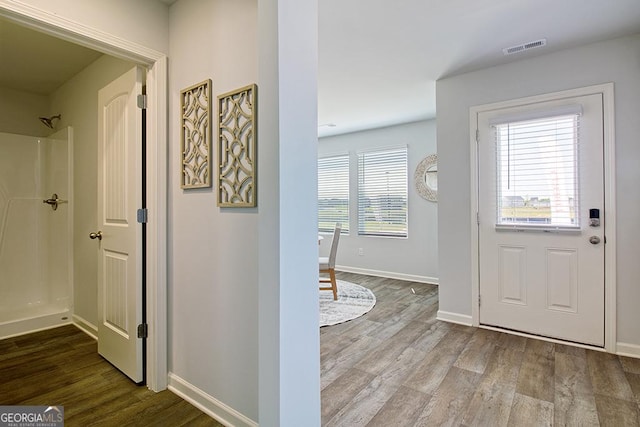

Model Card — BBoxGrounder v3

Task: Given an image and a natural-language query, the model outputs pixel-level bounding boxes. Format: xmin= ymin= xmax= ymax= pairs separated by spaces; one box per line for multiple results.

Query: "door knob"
xmin=89 ymin=231 xmax=103 ymax=240
xmin=589 ymin=236 xmax=600 ymax=245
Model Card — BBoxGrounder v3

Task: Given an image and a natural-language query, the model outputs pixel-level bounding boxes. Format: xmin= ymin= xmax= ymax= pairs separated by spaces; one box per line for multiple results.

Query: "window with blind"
xmin=494 ymin=113 xmax=580 ymax=229
xmin=318 ymin=154 xmax=349 ymax=233
xmin=357 ymin=147 xmax=408 ymax=237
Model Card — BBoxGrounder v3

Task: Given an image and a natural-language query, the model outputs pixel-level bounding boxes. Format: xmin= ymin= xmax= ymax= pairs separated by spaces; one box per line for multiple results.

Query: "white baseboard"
xmin=168 ymin=373 xmax=257 ymax=427
xmin=616 ymin=342 xmax=640 ymax=359
xmin=72 ymin=314 xmax=98 ymax=340
xmin=336 ymin=265 xmax=438 ymax=285
xmin=436 ymin=310 xmax=473 ymax=326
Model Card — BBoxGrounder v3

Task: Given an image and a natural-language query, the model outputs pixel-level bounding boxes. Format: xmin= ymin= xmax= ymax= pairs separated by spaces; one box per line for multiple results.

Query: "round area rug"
xmin=320 ymin=280 xmax=376 ymax=327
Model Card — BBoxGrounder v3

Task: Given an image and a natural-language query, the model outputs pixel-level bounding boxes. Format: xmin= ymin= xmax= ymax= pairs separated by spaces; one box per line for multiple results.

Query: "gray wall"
xmin=168 ymin=0 xmax=259 ymax=420
xmin=437 ymin=34 xmax=640 ymax=348
xmin=319 ymin=120 xmax=438 ymax=282
xmin=170 ymin=1 xmax=321 ymax=424
xmin=0 ymin=87 xmax=49 ymax=137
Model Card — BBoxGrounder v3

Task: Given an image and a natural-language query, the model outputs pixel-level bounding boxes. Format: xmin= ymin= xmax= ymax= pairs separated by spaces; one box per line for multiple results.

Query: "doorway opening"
xmin=0 ymin=5 xmax=168 ymax=390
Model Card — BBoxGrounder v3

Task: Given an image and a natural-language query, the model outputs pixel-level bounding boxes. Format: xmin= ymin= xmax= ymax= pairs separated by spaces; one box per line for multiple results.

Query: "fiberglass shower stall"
xmin=0 ymin=128 xmax=73 ymax=338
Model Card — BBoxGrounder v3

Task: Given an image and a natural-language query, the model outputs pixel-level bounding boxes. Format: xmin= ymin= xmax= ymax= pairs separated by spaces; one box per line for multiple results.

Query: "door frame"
xmin=469 ymin=83 xmax=616 ymax=353
xmin=0 ymin=2 xmax=168 ymax=390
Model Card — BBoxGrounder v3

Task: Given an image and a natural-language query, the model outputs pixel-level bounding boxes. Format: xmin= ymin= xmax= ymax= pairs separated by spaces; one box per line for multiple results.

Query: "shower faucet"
xmin=43 ymin=193 xmax=67 ymax=211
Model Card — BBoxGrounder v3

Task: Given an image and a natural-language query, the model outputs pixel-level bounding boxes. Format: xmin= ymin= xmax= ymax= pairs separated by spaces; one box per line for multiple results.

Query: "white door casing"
xmin=477 ymin=93 xmax=605 ymax=347
xmin=97 ymin=66 xmax=144 ymax=382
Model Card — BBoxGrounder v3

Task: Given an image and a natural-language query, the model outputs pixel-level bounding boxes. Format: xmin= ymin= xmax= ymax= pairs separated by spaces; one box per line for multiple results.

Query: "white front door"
xmin=97 ymin=66 xmax=144 ymax=382
xmin=477 ymin=93 xmax=605 ymax=346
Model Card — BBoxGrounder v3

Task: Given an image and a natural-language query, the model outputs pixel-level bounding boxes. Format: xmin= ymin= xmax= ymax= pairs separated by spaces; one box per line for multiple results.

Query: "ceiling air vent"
xmin=502 ymin=39 xmax=547 ymax=56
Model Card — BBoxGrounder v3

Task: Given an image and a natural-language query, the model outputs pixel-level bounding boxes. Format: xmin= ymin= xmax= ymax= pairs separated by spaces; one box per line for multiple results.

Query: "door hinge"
xmin=476 ymin=212 xmax=480 ymax=225
xmin=137 ymin=323 xmax=148 ymax=339
xmin=475 ymin=129 xmax=479 ymax=143
xmin=137 ymin=208 xmax=148 ymax=224
xmin=137 ymin=94 xmax=147 ymax=110
xmin=478 ymin=295 xmax=481 ymax=306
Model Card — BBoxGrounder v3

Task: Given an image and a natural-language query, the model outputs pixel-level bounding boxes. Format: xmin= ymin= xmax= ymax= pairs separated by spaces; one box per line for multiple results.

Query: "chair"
xmin=319 ymin=223 xmax=341 ymax=300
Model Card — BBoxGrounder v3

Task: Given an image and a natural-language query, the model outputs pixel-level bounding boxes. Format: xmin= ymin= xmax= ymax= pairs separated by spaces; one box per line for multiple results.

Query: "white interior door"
xmin=477 ymin=93 xmax=605 ymax=347
xmin=96 ymin=66 xmax=144 ymax=382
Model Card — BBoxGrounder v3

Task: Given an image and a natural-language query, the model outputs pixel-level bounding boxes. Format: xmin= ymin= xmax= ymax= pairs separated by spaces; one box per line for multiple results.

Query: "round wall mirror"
xmin=415 ymin=154 xmax=438 ymax=202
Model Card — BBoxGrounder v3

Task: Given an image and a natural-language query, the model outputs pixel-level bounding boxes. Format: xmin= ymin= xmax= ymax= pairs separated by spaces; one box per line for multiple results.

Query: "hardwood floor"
xmin=0 ymin=326 xmax=222 ymax=426
xmin=3 ymin=274 xmax=640 ymax=426
xmin=321 ymin=272 xmax=640 ymax=426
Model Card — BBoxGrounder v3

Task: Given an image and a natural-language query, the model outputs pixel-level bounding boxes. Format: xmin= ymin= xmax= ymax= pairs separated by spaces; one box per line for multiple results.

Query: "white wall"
xmin=2 ymin=0 xmax=169 ymax=55
xmin=168 ymin=0 xmax=259 ymax=421
xmin=257 ymin=0 xmax=320 ymax=424
xmin=50 ymin=55 xmax=136 ymax=328
xmin=44 ymin=129 xmax=72 ymax=309
xmin=437 ymin=34 xmax=640 ymax=349
xmin=0 ymin=133 xmax=47 ymax=308
xmin=0 ymin=87 xmax=49 ymax=137
xmin=319 ymin=120 xmax=438 ymax=283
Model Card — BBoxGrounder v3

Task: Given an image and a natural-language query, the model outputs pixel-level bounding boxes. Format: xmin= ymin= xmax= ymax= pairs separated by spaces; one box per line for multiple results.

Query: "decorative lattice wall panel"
xmin=217 ymin=84 xmax=257 ymax=207
xmin=181 ymin=79 xmax=212 ymax=189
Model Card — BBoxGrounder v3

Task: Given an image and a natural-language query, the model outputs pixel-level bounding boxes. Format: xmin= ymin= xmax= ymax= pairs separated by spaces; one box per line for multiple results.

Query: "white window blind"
xmin=357 ymin=147 xmax=408 ymax=237
xmin=495 ymin=114 xmax=580 ymax=229
xmin=318 ymin=154 xmax=349 ymax=233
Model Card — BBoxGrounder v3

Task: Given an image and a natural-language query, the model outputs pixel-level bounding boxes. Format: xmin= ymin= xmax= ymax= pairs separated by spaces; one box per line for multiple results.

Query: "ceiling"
xmin=318 ymin=0 xmax=640 ymax=136
xmin=0 ymin=19 xmax=102 ymax=95
xmin=1 ymin=1 xmax=640 ymax=137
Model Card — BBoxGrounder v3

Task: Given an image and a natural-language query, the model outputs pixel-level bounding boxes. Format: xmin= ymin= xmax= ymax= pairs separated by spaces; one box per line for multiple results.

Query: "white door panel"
xmin=478 ymin=93 xmax=604 ymax=346
xmin=97 ymin=66 xmax=144 ymax=382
